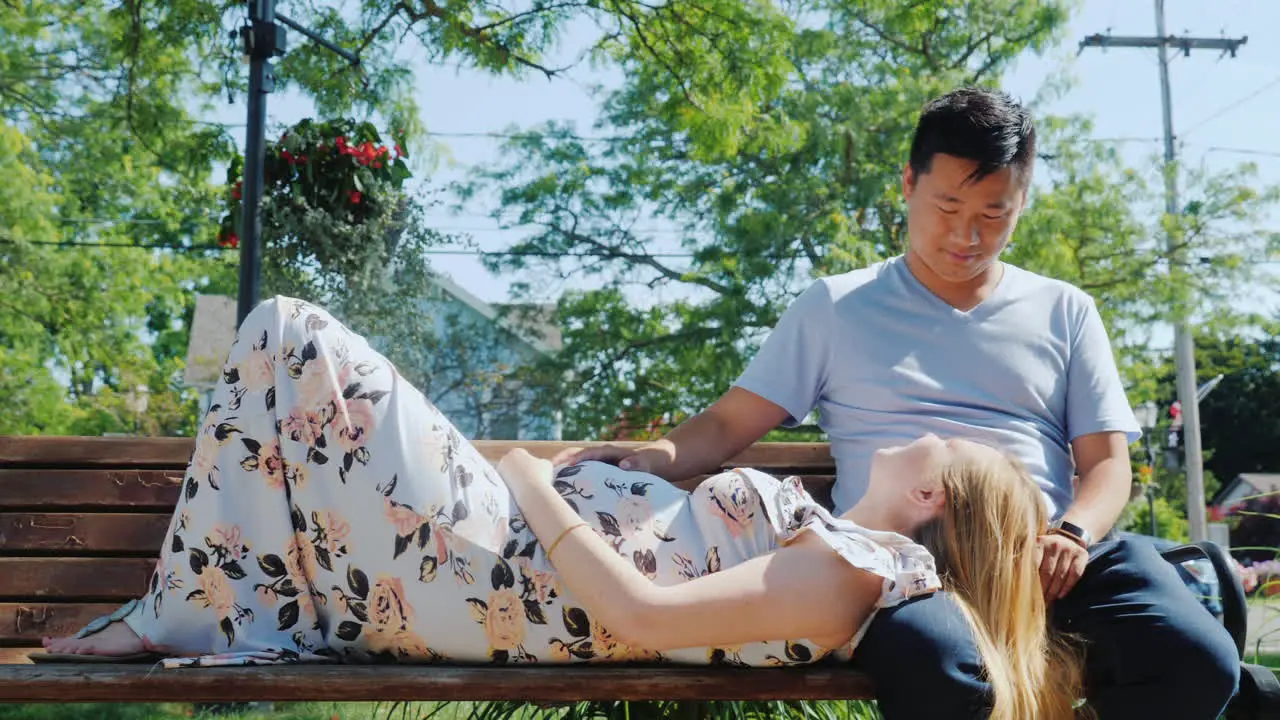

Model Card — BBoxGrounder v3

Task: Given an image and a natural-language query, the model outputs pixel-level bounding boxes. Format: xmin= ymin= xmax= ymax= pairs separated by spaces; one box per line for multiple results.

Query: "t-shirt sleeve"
xmin=745 ymin=472 xmax=941 ymax=609
xmin=732 ymin=281 xmax=832 ymax=427
xmin=1065 ymin=296 xmax=1142 ymax=444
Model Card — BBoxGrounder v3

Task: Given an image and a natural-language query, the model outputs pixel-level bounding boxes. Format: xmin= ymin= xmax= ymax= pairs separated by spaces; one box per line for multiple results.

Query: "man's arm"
xmin=1039 ymin=430 xmax=1133 ymax=599
xmin=553 ymin=283 xmax=833 ymax=484
xmin=1063 ymin=430 xmax=1134 ymax=542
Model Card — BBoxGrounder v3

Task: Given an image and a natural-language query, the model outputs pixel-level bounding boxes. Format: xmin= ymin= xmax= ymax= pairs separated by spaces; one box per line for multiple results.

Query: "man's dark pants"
xmin=852 ymin=537 xmax=1241 ymax=718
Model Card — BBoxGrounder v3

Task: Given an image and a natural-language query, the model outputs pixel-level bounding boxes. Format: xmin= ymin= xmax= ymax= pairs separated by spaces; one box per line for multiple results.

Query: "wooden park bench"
xmin=0 ymin=435 xmax=1276 ymax=717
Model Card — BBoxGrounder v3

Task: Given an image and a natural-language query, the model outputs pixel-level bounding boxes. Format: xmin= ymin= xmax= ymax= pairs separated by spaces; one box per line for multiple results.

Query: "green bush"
xmin=1120 ymin=495 xmax=1190 ymax=542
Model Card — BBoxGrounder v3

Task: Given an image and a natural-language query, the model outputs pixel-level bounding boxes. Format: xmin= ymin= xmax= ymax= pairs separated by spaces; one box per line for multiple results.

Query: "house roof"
xmin=431 ymin=274 xmax=560 ymax=354
xmin=1213 ymin=473 xmax=1280 ymax=506
xmin=1237 ymin=473 xmax=1280 ymax=495
xmin=183 ymin=294 xmax=239 ymax=387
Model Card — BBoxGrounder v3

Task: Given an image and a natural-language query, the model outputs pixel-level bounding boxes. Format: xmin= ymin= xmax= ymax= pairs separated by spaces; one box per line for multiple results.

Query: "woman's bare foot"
xmin=42 ymin=618 xmax=147 ymax=657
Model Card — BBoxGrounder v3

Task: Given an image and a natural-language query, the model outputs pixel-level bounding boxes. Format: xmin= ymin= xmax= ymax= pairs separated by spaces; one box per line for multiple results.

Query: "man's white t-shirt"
xmin=733 ymin=256 xmax=1141 ymax=517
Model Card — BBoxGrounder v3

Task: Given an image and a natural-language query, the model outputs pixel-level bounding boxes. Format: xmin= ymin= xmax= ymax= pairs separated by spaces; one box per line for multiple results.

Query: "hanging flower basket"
xmin=218 ymin=118 xmax=412 ymax=276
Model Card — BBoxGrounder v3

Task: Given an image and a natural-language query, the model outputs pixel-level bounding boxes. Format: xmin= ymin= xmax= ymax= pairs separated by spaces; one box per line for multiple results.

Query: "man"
xmin=553 ymin=87 xmax=1239 ymax=718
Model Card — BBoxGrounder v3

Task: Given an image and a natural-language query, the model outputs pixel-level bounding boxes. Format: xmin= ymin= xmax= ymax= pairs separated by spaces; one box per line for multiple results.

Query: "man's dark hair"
xmin=908 ymin=87 xmax=1036 ymax=185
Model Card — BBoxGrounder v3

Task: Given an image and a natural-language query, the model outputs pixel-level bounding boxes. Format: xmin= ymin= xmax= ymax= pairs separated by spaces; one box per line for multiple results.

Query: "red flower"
xmin=348 ymin=190 xmax=362 ymax=204
xmin=219 ymin=232 xmax=239 ymax=249
xmin=394 ymin=144 xmax=404 ymax=157
xmin=336 ymin=136 xmax=349 ymax=154
xmin=281 ymin=149 xmax=296 ymax=164
xmin=231 ymin=181 xmax=242 ymax=200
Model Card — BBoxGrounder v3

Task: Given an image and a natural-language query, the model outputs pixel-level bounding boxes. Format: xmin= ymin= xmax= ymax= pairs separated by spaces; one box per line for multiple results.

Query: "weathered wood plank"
xmin=0 ymin=437 xmax=195 ymax=468
xmin=0 ymin=559 xmax=154 ymax=601
xmin=0 ymin=648 xmax=34 ymax=665
xmin=0 ymin=469 xmax=182 ymax=509
xmin=0 ymin=437 xmax=836 ymax=472
xmin=0 ymin=604 xmax=118 ymax=644
xmin=0 ymin=663 xmax=874 ymax=702
xmin=0 ymin=514 xmax=170 ymax=553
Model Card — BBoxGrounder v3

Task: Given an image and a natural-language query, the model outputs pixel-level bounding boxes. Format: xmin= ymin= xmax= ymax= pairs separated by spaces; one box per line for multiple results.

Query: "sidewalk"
xmin=1246 ymin=601 xmax=1280 ymax=655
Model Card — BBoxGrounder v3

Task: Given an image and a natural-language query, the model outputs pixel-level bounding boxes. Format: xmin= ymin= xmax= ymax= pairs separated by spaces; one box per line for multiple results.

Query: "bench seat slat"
xmin=0 ymin=559 xmax=152 ymax=602
xmin=0 ymin=663 xmax=874 ymax=702
xmin=0 ymin=514 xmax=171 ymax=553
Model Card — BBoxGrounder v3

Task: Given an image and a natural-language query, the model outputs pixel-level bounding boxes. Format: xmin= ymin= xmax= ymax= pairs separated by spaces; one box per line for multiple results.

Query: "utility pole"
xmin=236 ymin=0 xmax=360 ymax=325
xmin=1079 ymin=1 xmax=1247 ymax=543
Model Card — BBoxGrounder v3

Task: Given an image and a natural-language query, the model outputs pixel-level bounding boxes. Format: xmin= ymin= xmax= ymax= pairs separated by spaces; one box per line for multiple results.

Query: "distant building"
xmin=1212 ymin=473 xmax=1280 ymax=509
xmin=410 ymin=275 xmax=562 ymax=441
xmin=183 ymin=280 xmax=562 ymax=441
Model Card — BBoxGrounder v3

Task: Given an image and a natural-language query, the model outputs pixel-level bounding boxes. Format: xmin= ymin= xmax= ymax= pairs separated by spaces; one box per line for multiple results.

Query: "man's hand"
xmin=548 ymin=443 xmax=667 ymax=473
xmin=1037 ymin=533 xmax=1089 ymax=601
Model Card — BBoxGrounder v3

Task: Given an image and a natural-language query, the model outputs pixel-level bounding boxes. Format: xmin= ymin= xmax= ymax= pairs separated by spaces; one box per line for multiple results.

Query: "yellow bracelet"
xmin=545 ymin=522 xmax=590 ymax=561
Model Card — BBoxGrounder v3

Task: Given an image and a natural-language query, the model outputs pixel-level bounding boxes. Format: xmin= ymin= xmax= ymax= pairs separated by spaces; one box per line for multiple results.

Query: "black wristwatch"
xmin=1049 ymin=519 xmax=1092 ymax=548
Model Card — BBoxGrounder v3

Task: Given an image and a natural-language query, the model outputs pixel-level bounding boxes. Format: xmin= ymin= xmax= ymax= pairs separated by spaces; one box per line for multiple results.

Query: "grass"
xmin=0 ymin=701 xmax=459 ymax=720
xmin=0 ymin=701 xmax=883 ymax=720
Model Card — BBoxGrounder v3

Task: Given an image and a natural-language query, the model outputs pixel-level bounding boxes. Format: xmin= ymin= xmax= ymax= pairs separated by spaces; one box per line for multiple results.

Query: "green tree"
xmin=1139 ymin=318 xmax=1280 ymax=505
xmin=461 ymin=0 xmax=1279 ymax=439
xmin=3 ymin=0 xmax=791 ymax=436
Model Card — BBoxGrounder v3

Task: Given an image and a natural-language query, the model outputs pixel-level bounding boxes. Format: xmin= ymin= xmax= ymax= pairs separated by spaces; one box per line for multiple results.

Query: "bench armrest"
xmin=1158 ymin=540 xmax=1246 ymax=660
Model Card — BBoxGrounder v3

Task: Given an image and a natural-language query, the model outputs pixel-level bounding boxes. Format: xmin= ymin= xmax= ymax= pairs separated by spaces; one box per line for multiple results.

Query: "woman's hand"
xmin=496 ymin=448 xmax=554 ymax=490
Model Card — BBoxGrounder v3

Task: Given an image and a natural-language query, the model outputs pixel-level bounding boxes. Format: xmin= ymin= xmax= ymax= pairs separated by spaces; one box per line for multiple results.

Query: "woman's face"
xmin=869 ymin=434 xmax=1007 ymax=522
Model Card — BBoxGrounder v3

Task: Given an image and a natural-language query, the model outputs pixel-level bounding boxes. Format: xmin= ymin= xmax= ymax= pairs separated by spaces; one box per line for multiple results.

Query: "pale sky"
xmin=232 ymin=0 xmax=1280 ymax=317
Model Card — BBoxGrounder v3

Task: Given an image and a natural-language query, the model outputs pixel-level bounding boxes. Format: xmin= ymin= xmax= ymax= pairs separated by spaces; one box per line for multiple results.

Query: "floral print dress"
xmin=119 ymin=296 xmax=940 ymax=669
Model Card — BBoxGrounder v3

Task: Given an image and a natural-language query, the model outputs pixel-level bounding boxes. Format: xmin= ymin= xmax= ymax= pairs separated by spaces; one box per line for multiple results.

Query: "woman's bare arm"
xmin=499 ymin=449 xmax=881 ymax=652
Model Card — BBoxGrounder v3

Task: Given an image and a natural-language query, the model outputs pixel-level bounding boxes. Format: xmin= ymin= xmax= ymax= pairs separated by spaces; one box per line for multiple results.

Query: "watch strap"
xmin=1050 ymin=519 xmax=1092 ymax=548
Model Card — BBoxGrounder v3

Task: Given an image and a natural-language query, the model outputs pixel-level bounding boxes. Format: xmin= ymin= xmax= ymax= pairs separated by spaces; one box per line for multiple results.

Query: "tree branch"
xmin=404 ymin=0 xmax=570 ymax=79
xmin=357 ymin=1 xmax=408 ymax=57
xmin=549 ymin=212 xmax=736 ymax=296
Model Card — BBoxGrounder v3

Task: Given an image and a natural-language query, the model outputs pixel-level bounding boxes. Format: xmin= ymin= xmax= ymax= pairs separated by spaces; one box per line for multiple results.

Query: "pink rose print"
xmin=705 ymin=472 xmax=759 ymax=538
xmin=334 ymin=397 xmax=376 ymax=453
xmin=239 ymin=348 xmax=274 ymax=392
xmin=280 ymin=409 xmax=325 ymax=448
xmin=259 ymin=438 xmax=285 ymax=490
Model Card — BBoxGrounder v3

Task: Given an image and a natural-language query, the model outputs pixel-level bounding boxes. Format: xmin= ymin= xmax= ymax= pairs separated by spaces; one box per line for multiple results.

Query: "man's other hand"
xmin=1037 ymin=532 xmax=1089 ymax=601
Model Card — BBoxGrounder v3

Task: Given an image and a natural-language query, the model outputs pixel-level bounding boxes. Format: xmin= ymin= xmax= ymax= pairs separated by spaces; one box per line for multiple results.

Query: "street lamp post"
xmin=1135 ymin=401 xmax=1161 ymax=538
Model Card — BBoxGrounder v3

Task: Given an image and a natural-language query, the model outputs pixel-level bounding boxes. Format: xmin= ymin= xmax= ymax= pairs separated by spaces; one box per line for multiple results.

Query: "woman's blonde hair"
xmin=916 ymin=450 xmax=1088 ymax=720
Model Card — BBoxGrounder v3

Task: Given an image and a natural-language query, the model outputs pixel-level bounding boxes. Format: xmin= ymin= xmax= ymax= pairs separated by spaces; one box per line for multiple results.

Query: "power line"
xmin=1181 ymin=73 xmax=1280 ymax=136
xmin=1203 ymin=145 xmax=1280 ymax=159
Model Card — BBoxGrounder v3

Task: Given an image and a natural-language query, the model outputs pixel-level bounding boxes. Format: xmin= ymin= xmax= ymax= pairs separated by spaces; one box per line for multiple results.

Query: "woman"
xmin=38 ymin=296 xmax=1083 ymax=719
